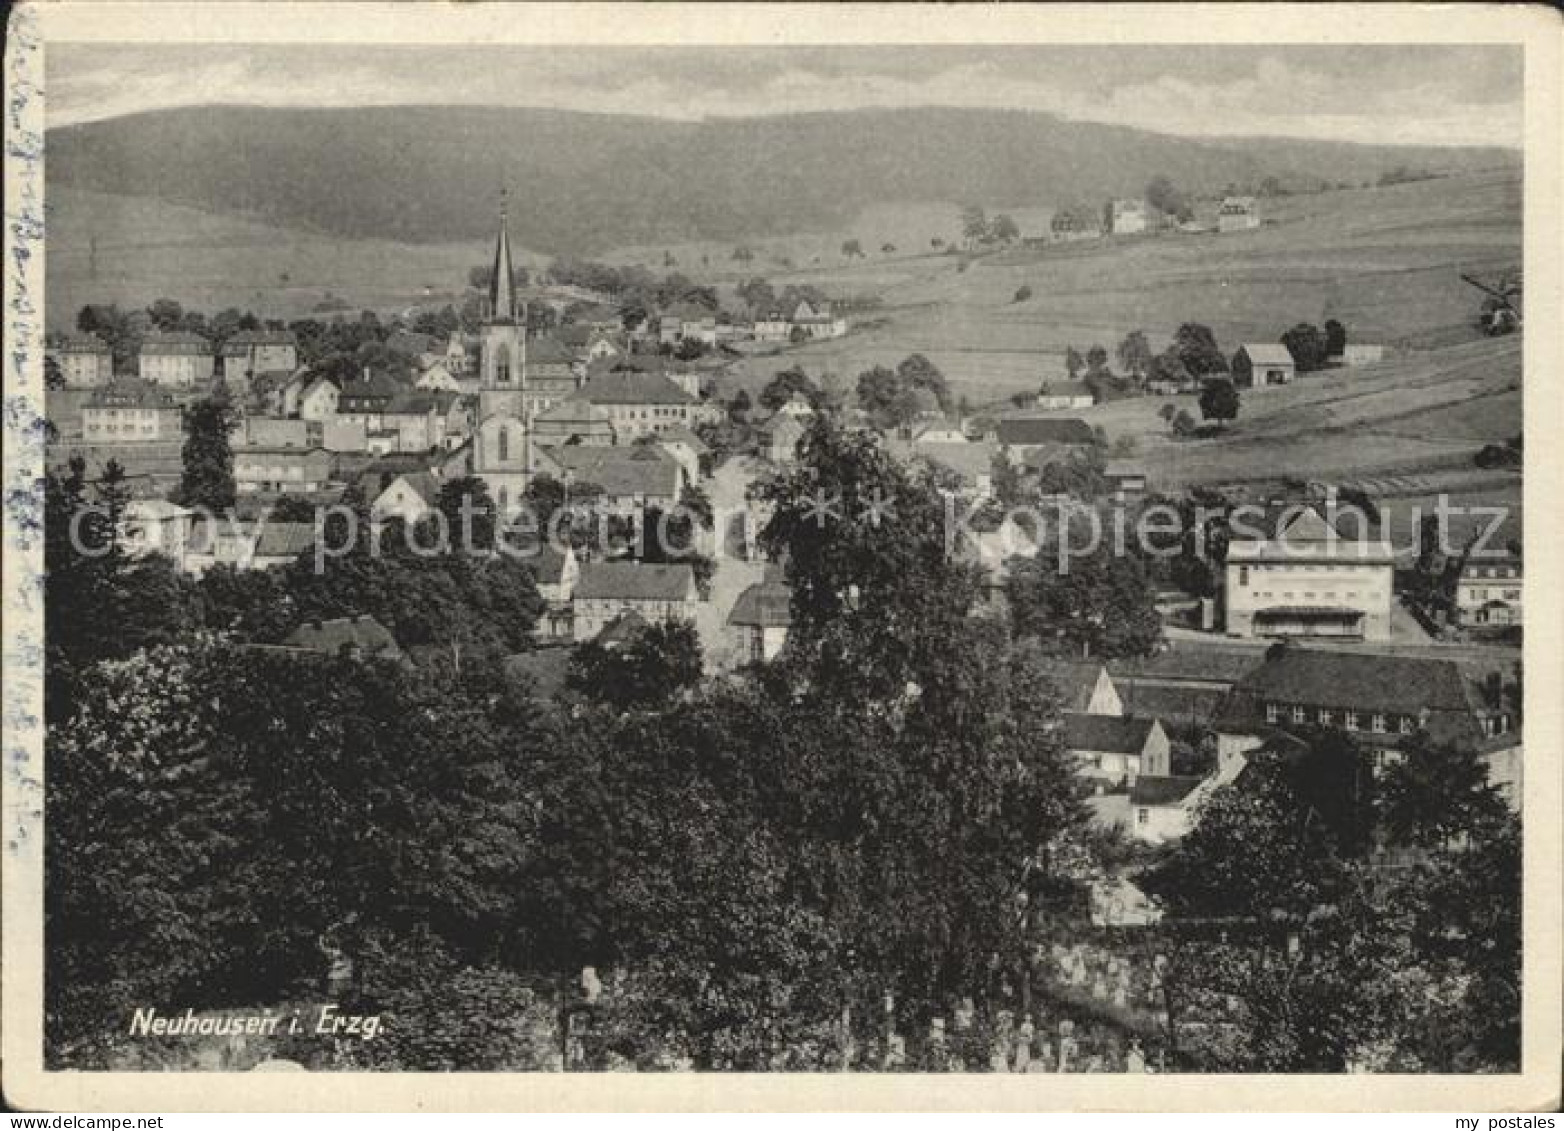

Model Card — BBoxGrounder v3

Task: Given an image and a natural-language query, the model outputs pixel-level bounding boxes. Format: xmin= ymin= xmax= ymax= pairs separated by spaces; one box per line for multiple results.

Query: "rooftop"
xmin=1237 ymin=344 xmax=1295 ymax=366
xmin=1063 ymin=712 xmax=1159 ymax=755
xmin=575 ymin=560 xmax=697 ymax=603
xmin=727 ymin=581 xmax=793 ymax=628
xmin=574 ymin=362 xmax=696 ymax=407
xmin=995 ymin=417 xmax=1095 ymax=447
xmin=1129 ymin=774 xmax=1205 ymax=807
xmin=1230 ymin=646 xmax=1479 ymax=717
xmin=282 ymin=614 xmax=401 ymax=659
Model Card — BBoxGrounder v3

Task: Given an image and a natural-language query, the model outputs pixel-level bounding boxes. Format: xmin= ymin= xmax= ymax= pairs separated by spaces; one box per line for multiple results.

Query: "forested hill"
xmin=47 ymin=104 xmax=1518 ymax=253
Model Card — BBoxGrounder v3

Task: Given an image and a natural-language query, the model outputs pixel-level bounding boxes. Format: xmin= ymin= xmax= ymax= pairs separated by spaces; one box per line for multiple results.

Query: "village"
xmin=42 ymin=177 xmax=1525 ymax=1074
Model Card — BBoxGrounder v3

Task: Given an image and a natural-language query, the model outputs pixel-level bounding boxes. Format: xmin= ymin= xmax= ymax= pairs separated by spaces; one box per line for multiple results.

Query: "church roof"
xmin=489 ymin=190 xmax=519 ymax=323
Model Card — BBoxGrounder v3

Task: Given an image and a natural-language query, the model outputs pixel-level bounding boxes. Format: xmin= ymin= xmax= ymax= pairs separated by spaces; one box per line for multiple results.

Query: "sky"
xmin=47 ymin=44 xmax=1523 ymax=148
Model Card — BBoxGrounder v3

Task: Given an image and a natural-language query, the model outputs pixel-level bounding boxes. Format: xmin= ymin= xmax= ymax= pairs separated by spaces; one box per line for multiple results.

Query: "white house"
xmin=571 ymin=561 xmax=701 ymax=642
xmin=1217 ymin=196 xmax=1260 ymax=233
xmin=371 ymin=470 xmax=442 ymax=527
xmin=1454 ymin=554 xmax=1522 ymax=628
xmin=1224 ymin=502 xmax=1395 ymax=642
xmin=120 ymin=499 xmax=194 ymax=567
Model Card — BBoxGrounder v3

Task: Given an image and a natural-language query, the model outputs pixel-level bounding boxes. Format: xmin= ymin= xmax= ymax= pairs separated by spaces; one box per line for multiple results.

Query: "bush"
xmin=1013 ymin=285 xmax=1033 ymax=303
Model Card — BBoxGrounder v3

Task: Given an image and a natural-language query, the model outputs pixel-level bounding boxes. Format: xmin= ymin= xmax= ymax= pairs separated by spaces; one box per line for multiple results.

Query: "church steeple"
xmin=489 ymin=188 xmax=517 ymax=324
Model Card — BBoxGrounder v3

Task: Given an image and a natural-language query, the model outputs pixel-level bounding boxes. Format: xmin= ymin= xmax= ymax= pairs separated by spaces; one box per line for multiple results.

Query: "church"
xmin=469 ymin=191 xmax=579 ymax=515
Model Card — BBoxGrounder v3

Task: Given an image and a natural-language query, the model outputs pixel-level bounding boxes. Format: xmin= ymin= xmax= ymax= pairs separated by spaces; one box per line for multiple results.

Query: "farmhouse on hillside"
xmin=1230 ymin=344 xmax=1296 ymax=389
xmin=1217 ymin=195 xmax=1260 ymax=232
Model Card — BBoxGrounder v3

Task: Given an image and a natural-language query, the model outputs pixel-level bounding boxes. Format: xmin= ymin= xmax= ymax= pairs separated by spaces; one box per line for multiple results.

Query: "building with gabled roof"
xmin=138 ymin=331 xmax=215 ymax=390
xmin=1062 ymin=712 xmax=1171 ymax=785
xmin=1217 ymin=195 xmax=1260 ymax=232
xmin=283 ymin=615 xmax=403 ymax=662
xmin=726 ymin=574 xmax=793 ymax=663
xmin=1212 ymin=645 xmax=1519 ymax=807
xmin=1224 ymin=501 xmax=1395 ymax=641
xmin=994 ymin=417 xmax=1095 ymax=450
xmin=49 ymin=333 xmax=114 ymax=388
xmin=1231 ymin=344 xmax=1296 ymax=389
xmin=572 ymin=560 xmax=700 ymax=642
xmin=371 ymin=470 xmax=442 ymax=526
xmin=533 ymin=443 xmax=683 ymax=512
xmin=221 ymin=329 xmax=298 ymax=383
xmin=571 ymin=359 xmax=698 ymax=440
xmin=82 ymin=379 xmax=183 ymax=443
xmin=1034 ymin=657 xmax=1125 ymax=716
xmin=531 ymin=398 xmax=617 ymax=447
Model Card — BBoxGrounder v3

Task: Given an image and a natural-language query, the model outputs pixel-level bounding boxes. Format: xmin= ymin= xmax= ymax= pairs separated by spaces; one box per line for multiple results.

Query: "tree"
xmin=895 ymin=353 xmax=953 ymax=415
xmin=959 ymin=205 xmax=988 ymax=249
xmin=1013 ymin=285 xmax=1033 ymax=303
xmin=1173 ymin=323 xmax=1228 ymax=378
xmin=1281 ymin=322 xmax=1330 ymax=372
xmin=1172 ymin=409 xmax=1197 ymax=437
xmin=1006 ymin=540 xmax=1163 ymax=660
xmin=1377 ymin=733 xmax=1509 ymax=850
xmin=728 ymin=389 xmax=753 ymax=423
xmin=759 ymin=367 xmax=819 ymax=413
xmin=1324 ymin=319 xmax=1347 ymax=359
xmin=736 ymin=277 xmax=776 ymax=313
xmin=565 ymin=619 xmax=704 ymax=712
xmin=147 ymin=297 xmax=184 ymax=331
xmin=1145 ymin=176 xmax=1192 ymax=222
xmin=1199 ymin=377 xmax=1240 ymax=428
xmin=1064 ymin=347 xmax=1085 ymax=381
xmin=987 ymin=214 xmax=1020 ymax=244
xmin=176 ymin=396 xmax=239 ymax=510
xmin=1084 ymin=344 xmax=1110 ymax=378
xmin=731 ymin=246 xmax=755 ymax=265
xmin=840 ymin=239 xmax=864 ymax=260
xmin=1116 ymin=330 xmax=1153 ymax=379
xmin=1148 ymin=346 xmax=1192 ymax=390
xmin=1159 ymin=402 xmax=1179 ymax=427
xmin=434 ymin=475 xmax=498 ymax=553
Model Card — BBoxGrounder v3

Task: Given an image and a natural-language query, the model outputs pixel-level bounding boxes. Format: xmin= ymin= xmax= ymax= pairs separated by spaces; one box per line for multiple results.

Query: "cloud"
xmin=45 ymin=45 xmax=1521 ymax=149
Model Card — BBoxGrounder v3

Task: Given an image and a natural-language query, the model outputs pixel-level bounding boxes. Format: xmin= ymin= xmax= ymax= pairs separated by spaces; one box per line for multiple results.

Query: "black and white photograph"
xmin=3 ymin=1 xmax=1560 ymax=1113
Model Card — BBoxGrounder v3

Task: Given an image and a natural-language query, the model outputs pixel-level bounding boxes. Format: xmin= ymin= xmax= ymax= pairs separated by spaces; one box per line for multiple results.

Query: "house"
xmin=571 ymin=561 xmax=700 ymax=642
xmin=1217 ymin=196 xmax=1260 ymax=233
xmin=774 ymin=392 xmax=818 ymax=420
xmin=726 ymin=575 xmax=793 ymax=663
xmin=82 ymin=381 xmax=183 ymax=443
xmin=789 ymin=299 xmax=847 ymax=341
xmin=335 ymin=374 xmax=401 ymax=428
xmin=655 ymin=424 xmax=710 ymax=484
xmin=660 ymin=302 xmax=718 ymax=347
xmin=1339 ymin=344 xmax=1386 ymax=366
xmin=1231 ymin=344 xmax=1296 ymax=389
xmin=379 ymin=392 xmax=445 ymax=453
xmin=297 ymin=375 xmax=340 ymax=422
xmin=523 ymin=334 xmax=585 ymax=417
xmin=242 ymin=417 xmax=312 ymax=449
xmin=910 ymin=418 xmax=967 ymax=444
xmin=1212 ymin=646 xmax=1519 ymax=797
xmin=533 ymin=443 xmax=683 ymax=515
xmin=1108 ymin=644 xmax=1266 ymax=728
xmin=1034 ymin=387 xmax=1096 ymax=411
xmin=531 ymin=398 xmax=617 ymax=447
xmin=120 ymin=499 xmax=194 ymax=566
xmin=757 ymin=414 xmax=808 ymax=465
xmin=993 ymin=417 xmax=1096 ymax=461
xmin=1049 ymin=213 xmax=1101 ymax=242
xmin=519 ymin=540 xmax=580 ymax=605
xmin=1107 ymin=199 xmax=1150 ymax=235
xmin=283 ymin=615 xmax=403 ymax=662
xmin=371 ymin=470 xmax=442 ymax=526
xmin=185 ymin=517 xmax=319 ymax=575
xmin=250 ymin=520 xmax=320 ymax=569
xmin=1224 ymin=501 xmax=1395 ymax=641
xmin=49 ymin=334 xmax=114 ymax=388
xmin=572 ymin=359 xmax=699 ymax=440
xmin=1454 ymin=554 xmax=1523 ymax=628
xmin=234 ymin=445 xmax=334 ymax=494
xmin=415 ymin=361 xmax=461 ymax=393
xmin=753 ymin=312 xmax=793 ymax=343
xmin=1127 ymin=746 xmax=1250 ymax=844
xmin=1103 ymin=460 xmax=1149 ymax=501
xmin=322 ymin=419 xmax=369 ymax=453
xmin=906 ymin=440 xmax=997 ymax=500
xmin=1035 ymin=658 xmax=1125 ymax=716
xmin=1063 ymin=713 xmax=1171 ymax=785
xmin=221 ymin=330 xmax=298 ymax=384
xmin=137 ymin=331 xmax=215 ymax=389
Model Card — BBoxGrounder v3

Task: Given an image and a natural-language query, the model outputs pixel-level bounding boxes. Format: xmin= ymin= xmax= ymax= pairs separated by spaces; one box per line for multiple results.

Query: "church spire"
xmin=489 ymin=188 xmax=517 ymax=323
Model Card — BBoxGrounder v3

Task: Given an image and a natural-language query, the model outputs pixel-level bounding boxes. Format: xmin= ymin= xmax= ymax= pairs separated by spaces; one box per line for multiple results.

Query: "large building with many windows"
xmin=1224 ymin=503 xmax=1395 ymax=642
